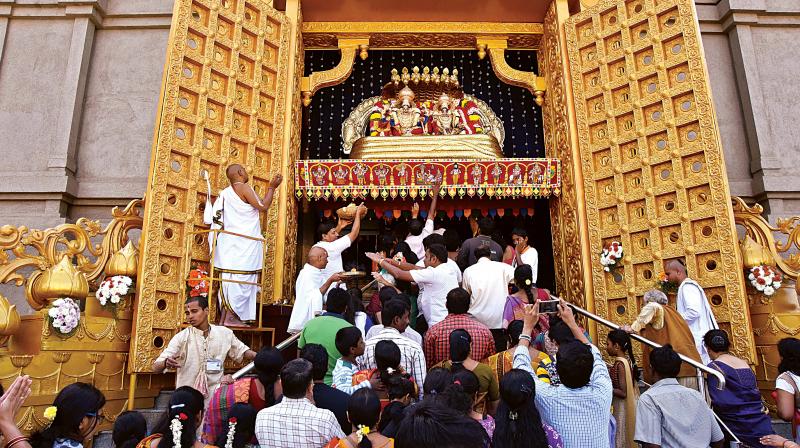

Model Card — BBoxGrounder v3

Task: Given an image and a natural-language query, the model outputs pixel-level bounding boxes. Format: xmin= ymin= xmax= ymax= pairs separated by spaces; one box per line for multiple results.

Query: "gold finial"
xmin=106 ymin=241 xmax=139 ymax=277
xmin=534 ymin=90 xmax=545 ymax=106
xmin=432 ymin=67 xmax=440 ymax=84
xmin=442 ymin=68 xmax=450 ymax=84
xmin=358 ymin=44 xmax=369 ymax=60
xmin=401 ymin=67 xmax=410 ymax=84
xmin=391 ymin=68 xmax=400 ymax=85
xmin=30 ymin=256 xmax=89 ymax=306
xmin=422 ymin=66 xmax=430 ymax=82
xmin=301 ymin=91 xmax=312 ymax=107
xmin=740 ymin=235 xmax=775 ymax=268
xmin=451 ymin=69 xmax=459 ymax=86
xmin=477 ymin=44 xmax=487 ymax=60
xmin=411 ymin=66 xmax=420 ymax=83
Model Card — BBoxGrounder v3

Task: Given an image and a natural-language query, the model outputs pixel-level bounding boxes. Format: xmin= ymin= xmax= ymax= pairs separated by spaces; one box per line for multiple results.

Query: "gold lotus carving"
xmin=106 ymin=241 xmax=139 ymax=277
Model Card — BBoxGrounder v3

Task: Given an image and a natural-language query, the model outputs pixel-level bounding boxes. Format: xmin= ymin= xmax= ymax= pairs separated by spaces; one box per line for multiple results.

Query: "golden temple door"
xmin=554 ymin=0 xmax=755 ymax=360
xmin=130 ymin=0 xmax=293 ymax=372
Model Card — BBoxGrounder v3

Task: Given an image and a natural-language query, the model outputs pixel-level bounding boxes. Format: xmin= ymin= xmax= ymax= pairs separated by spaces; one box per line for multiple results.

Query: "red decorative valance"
xmin=295 ymin=158 xmax=561 ymax=201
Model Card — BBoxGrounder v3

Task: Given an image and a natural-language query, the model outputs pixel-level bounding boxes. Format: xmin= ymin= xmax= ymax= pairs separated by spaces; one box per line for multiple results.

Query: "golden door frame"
xmin=132 ymin=0 xmax=754 ymax=372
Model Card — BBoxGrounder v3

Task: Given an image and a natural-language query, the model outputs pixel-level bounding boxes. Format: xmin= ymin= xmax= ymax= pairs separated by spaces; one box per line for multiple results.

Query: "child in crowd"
xmin=378 ymin=372 xmax=416 ymax=438
xmin=332 ymin=326 xmax=372 ymax=394
xmin=606 ymin=329 xmax=640 ymax=448
xmin=112 ymin=411 xmax=147 ymax=448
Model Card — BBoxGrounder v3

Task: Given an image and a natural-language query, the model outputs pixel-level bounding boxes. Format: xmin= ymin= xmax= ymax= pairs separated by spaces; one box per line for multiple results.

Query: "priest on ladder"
xmin=204 ymin=164 xmax=282 ymax=327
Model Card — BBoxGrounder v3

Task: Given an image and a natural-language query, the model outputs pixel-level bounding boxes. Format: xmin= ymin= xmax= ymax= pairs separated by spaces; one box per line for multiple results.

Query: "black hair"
xmin=316 ymin=221 xmax=336 ymax=241
xmin=335 ymin=326 xmax=363 ymax=357
xmin=213 ymin=403 xmax=257 ymax=448
xmin=426 ymin=244 xmax=448 ymax=265
xmin=29 ymin=382 xmax=106 ymax=448
xmin=511 ymin=227 xmax=528 ymax=239
xmin=492 ymin=369 xmax=549 ymax=448
xmin=477 ymin=217 xmax=495 ymax=236
xmin=349 ymin=388 xmax=382 ymax=448
xmin=507 ymin=320 xmax=524 ymax=347
xmin=440 ymin=369 xmax=480 ymax=415
xmin=392 ymin=242 xmax=419 ymax=265
xmin=378 ymin=287 xmax=399 ymax=307
xmin=185 ymin=295 xmax=209 ymax=309
xmin=378 ymin=233 xmax=398 ymax=255
xmin=443 ymin=229 xmax=461 ymax=252
xmin=514 ymin=264 xmax=536 ymax=303
xmin=703 ymin=329 xmax=730 ymax=353
xmin=327 ymin=288 xmax=350 ymax=314
xmin=548 ymin=320 xmax=576 ymax=346
xmin=607 ymin=329 xmax=641 ymax=381
xmin=253 ymin=347 xmax=283 ymax=407
xmin=448 ymin=329 xmax=472 ymax=372
xmin=556 ymin=341 xmax=594 ymax=389
xmin=423 ymin=367 xmax=453 ymax=397
xmin=422 ymin=233 xmax=444 ymax=250
xmin=474 ymin=245 xmax=492 ymax=260
xmin=150 ymin=386 xmax=204 ymax=448
xmin=386 ymin=373 xmax=415 ymax=400
xmin=112 ymin=411 xmax=146 ymax=448
xmin=649 ymin=344 xmax=682 ymax=379
xmin=445 ymin=288 xmax=470 ymax=315
xmin=779 ymin=338 xmax=800 ymax=376
xmin=382 ymin=299 xmax=409 ymax=329
xmin=409 ymin=219 xmax=425 ymax=237
xmin=300 ymin=343 xmax=329 ymax=381
xmin=375 ymin=339 xmax=402 ymax=385
xmin=280 ymin=358 xmax=313 ymax=398
xmin=395 ymin=400 xmax=489 ymax=448
xmin=344 ymin=287 xmax=364 ymax=324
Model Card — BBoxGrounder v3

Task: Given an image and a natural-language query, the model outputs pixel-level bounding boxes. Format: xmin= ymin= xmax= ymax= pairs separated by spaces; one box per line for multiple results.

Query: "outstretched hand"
xmin=411 ymin=203 xmax=420 ymax=218
xmin=558 ymin=300 xmax=577 ymax=327
xmin=431 ymin=180 xmax=442 ymax=196
xmin=365 ymin=252 xmax=382 ymax=263
xmin=521 ymin=301 xmax=540 ymax=337
xmin=269 ymin=174 xmax=283 ymax=189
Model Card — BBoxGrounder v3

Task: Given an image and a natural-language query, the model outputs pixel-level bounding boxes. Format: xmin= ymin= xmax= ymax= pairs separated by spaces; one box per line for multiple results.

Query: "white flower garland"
xmin=748 ymin=265 xmax=782 ymax=296
xmin=224 ymin=420 xmax=237 ymax=448
xmin=47 ymin=298 xmax=81 ymax=335
xmin=600 ymin=241 xmax=623 ymax=272
xmin=170 ymin=415 xmax=183 ymax=448
xmin=96 ymin=275 xmax=133 ymax=307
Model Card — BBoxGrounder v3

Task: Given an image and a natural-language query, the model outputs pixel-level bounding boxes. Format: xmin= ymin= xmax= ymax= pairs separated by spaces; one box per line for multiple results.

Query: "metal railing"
xmin=231 ymin=332 xmax=302 ymax=379
xmin=569 ymin=303 xmax=726 ymax=390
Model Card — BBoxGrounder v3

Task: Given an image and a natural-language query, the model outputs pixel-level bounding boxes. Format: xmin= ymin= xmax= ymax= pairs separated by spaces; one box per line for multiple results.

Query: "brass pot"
xmin=106 ymin=241 xmax=139 ymax=277
xmin=336 ymin=203 xmax=367 ymax=221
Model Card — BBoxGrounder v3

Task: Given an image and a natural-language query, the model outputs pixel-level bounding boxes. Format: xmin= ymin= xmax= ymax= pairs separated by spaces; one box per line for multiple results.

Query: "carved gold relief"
xmin=477 ymin=38 xmax=547 ymax=105
xmin=106 ymin=241 xmax=139 ymax=277
xmin=300 ymin=37 xmax=369 ymax=106
xmin=734 ymin=197 xmax=800 ymax=279
xmin=135 ymin=0 xmax=291 ymax=372
xmin=564 ymin=0 xmax=753 ymax=360
xmin=30 ymin=256 xmax=89 ymax=307
xmin=0 ymin=294 xmax=20 ymax=348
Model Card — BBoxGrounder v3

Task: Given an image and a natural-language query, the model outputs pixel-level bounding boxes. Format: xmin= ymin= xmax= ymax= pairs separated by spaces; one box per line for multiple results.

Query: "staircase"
xmin=94 ymin=391 xmax=173 ymax=448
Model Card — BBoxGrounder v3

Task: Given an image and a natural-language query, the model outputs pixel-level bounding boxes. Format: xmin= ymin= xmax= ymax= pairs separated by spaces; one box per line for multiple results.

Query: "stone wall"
xmin=0 ymin=0 xmax=797 ymax=223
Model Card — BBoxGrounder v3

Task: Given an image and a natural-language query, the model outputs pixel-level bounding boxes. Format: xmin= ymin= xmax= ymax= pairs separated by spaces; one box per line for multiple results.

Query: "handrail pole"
xmin=569 ymin=303 xmax=726 ymax=390
xmin=231 ymin=332 xmax=302 ymax=379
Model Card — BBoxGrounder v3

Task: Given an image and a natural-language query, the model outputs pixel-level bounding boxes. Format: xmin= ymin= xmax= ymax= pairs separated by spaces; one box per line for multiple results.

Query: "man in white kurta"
xmin=666 ymin=260 xmax=718 ymax=364
xmin=152 ymin=296 xmax=257 ymax=405
xmin=313 ymin=204 xmax=366 ymax=297
xmin=204 ymin=165 xmax=281 ymax=326
xmin=288 ymin=246 xmax=344 ymax=333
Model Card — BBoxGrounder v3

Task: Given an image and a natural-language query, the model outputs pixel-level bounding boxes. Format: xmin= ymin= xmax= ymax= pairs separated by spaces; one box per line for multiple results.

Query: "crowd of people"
xmin=1 ymin=172 xmax=800 ymax=448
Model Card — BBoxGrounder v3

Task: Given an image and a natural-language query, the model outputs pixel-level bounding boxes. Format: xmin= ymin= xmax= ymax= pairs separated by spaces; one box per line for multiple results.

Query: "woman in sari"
xmin=138 ymin=387 xmax=213 ymax=448
xmin=704 ymin=329 xmax=773 ymax=447
xmin=502 ymin=265 xmax=550 ymax=331
xmin=202 ymin=348 xmax=283 ymax=444
xmin=605 ymin=329 xmax=640 ymax=448
xmin=487 ymin=320 xmax=557 ymax=386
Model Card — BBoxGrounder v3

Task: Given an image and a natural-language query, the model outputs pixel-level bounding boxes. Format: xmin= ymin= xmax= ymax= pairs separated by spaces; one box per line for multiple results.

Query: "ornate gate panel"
xmin=131 ymin=0 xmax=290 ymax=372
xmin=565 ymin=0 xmax=754 ymax=359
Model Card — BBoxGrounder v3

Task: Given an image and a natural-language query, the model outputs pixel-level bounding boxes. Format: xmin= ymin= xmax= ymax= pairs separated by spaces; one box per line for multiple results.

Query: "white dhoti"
xmin=206 ymin=186 xmax=263 ymax=323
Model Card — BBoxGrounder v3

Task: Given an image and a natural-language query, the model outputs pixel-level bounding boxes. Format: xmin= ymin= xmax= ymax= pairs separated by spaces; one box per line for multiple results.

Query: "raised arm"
xmin=365 ymin=252 xmax=420 ymax=283
xmin=240 ymin=174 xmax=282 ymax=212
xmin=345 ymin=204 xmax=367 ymax=243
xmin=427 ymin=181 xmax=441 ymax=221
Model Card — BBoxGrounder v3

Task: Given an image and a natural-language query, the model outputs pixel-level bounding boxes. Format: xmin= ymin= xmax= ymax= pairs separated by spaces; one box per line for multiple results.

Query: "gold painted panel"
xmin=565 ymin=0 xmax=754 ymax=360
xmin=132 ymin=0 xmax=290 ymax=372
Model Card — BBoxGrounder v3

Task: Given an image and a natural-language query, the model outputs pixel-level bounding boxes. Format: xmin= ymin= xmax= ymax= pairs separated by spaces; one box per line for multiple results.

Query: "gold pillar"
xmin=272 ymin=0 xmax=303 ymax=303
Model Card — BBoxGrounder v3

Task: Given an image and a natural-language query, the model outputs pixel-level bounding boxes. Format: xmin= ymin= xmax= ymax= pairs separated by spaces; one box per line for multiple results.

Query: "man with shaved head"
xmin=288 ymin=246 xmax=345 ymax=333
xmin=204 ymin=164 xmax=282 ymax=327
xmin=665 ymin=259 xmax=718 ymax=363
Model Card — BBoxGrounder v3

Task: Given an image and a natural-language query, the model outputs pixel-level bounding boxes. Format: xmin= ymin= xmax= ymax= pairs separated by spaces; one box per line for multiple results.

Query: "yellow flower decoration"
xmin=525 ymin=279 xmax=532 ymax=286
xmin=44 ymin=406 xmax=58 ymax=420
xmin=360 ymin=426 xmax=370 ymax=436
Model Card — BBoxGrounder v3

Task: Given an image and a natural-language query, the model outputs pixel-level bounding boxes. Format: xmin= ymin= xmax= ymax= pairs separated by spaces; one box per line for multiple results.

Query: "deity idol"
xmin=428 ymin=93 xmax=464 ymax=135
xmin=390 ymin=86 xmax=424 ymax=135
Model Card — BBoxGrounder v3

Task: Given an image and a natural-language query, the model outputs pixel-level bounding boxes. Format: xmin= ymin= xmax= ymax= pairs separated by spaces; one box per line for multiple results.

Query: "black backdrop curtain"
xmin=301 ymin=49 xmax=546 ymax=159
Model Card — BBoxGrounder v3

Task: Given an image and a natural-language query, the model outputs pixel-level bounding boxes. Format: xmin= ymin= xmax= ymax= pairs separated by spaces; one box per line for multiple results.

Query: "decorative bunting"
xmin=296 ymin=158 xmax=561 ymax=201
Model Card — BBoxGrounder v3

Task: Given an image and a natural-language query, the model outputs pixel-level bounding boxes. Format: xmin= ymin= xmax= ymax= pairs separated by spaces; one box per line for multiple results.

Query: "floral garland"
xmin=600 ymin=241 xmax=623 ymax=272
xmin=748 ymin=265 xmax=782 ymax=296
xmin=47 ymin=298 xmax=81 ymax=336
xmin=187 ymin=266 xmax=210 ymax=298
xmin=656 ymin=272 xmax=678 ymax=294
xmin=170 ymin=412 xmax=188 ymax=448
xmin=224 ymin=417 xmax=237 ymax=448
xmin=96 ymin=275 xmax=134 ymax=314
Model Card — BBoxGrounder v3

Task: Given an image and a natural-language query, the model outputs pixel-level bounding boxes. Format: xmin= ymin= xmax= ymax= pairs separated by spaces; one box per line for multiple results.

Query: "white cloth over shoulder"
xmin=288 ymin=263 xmax=326 ymax=333
xmin=676 ymin=278 xmax=718 ymax=364
xmin=208 ymin=186 xmax=264 ymax=322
